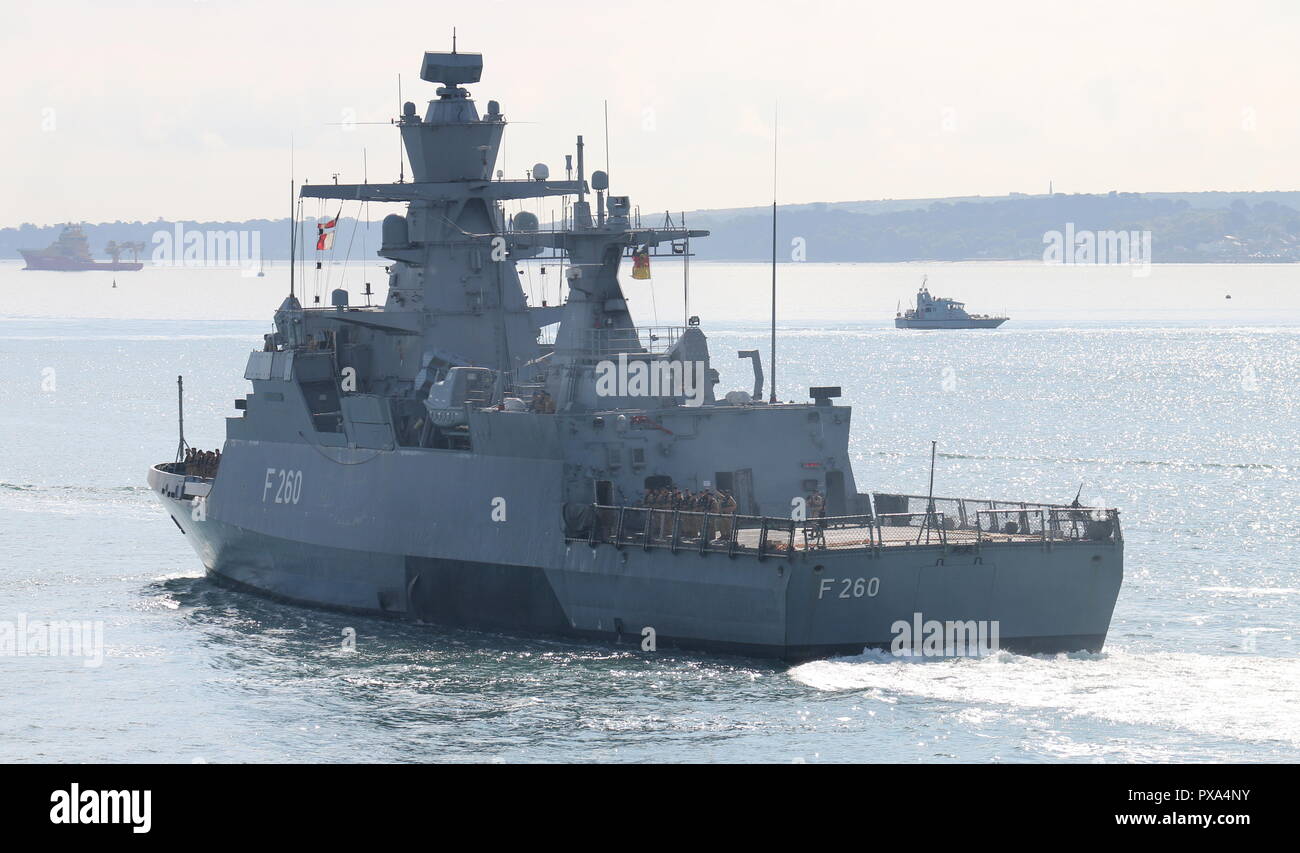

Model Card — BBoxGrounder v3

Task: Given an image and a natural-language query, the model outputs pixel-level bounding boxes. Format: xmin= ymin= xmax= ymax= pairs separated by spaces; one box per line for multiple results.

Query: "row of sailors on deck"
xmin=183 ymin=447 xmax=221 ymax=479
xmin=639 ymin=487 xmax=739 ymax=541
xmin=260 ymin=330 xmax=336 ymax=352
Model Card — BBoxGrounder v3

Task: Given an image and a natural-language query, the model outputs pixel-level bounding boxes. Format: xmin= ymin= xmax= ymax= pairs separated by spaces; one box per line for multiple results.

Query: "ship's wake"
xmin=790 ymin=647 xmax=1300 ymax=749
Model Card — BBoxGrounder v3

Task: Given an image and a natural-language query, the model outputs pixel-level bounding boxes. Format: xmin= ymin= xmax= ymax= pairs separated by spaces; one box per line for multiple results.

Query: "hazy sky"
xmin=3 ymin=0 xmax=1298 ymax=226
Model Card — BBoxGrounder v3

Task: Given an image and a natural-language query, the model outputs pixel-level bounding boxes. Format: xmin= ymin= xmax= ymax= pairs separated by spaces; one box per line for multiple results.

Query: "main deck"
xmin=571 ymin=495 xmax=1121 ymax=558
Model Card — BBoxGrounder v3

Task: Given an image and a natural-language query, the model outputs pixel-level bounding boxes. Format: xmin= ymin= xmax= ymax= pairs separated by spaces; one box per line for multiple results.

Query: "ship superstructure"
xmin=148 ymin=49 xmax=1120 ymax=660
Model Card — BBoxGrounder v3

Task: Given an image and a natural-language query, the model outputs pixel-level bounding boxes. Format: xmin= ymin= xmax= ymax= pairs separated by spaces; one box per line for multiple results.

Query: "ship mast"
xmin=769 ymin=102 xmax=778 ymax=403
xmin=174 ymin=375 xmax=188 ymax=463
xmin=288 ymin=180 xmax=296 ymax=299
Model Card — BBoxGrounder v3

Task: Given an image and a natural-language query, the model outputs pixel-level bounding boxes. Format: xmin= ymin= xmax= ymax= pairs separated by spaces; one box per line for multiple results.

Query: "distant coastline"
xmin=4 ymin=189 xmax=1298 ymax=264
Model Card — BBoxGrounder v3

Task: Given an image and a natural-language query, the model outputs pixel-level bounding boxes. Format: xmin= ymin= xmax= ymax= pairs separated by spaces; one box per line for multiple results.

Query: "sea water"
xmin=1 ymin=259 xmax=1297 ymax=762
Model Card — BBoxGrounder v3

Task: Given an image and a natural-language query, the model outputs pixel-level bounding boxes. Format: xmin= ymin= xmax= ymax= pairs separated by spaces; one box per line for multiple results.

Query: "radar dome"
xmin=532 ymin=163 xmax=550 ymax=181
xmin=381 ymin=213 xmax=409 ymax=249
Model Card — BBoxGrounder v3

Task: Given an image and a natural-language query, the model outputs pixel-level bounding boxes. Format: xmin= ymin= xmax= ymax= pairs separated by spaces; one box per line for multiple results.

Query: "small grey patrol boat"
xmin=895 ymin=278 xmax=1008 ymax=329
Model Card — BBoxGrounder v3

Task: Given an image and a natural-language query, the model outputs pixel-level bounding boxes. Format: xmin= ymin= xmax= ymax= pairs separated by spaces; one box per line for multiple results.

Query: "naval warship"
xmin=148 ymin=48 xmax=1121 ymax=660
xmin=895 ymin=278 xmax=1008 ymax=329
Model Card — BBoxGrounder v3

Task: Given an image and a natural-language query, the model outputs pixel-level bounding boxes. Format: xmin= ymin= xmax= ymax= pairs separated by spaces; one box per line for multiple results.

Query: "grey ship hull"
xmin=150 ymin=448 xmax=1121 ymax=661
xmin=895 ymin=317 xmax=1008 ymax=329
xmin=148 ymin=48 xmax=1120 ymax=664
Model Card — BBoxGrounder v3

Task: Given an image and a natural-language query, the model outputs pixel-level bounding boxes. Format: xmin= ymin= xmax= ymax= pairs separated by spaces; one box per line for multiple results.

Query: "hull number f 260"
xmin=263 ymin=468 xmax=303 ymax=504
xmin=818 ymin=577 xmax=880 ymax=599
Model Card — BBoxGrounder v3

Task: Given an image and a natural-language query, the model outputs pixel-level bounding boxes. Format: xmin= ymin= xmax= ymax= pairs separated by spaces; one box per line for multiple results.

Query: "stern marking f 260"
xmin=818 ymin=577 xmax=880 ymax=599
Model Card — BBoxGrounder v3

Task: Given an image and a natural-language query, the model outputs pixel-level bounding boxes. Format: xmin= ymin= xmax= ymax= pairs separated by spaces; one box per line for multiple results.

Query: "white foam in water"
xmin=790 ymin=648 xmax=1300 ymax=748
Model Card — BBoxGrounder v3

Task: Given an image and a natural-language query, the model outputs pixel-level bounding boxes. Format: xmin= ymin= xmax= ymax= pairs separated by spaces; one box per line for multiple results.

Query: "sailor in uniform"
xmin=807 ymin=489 xmax=827 ymax=549
xmin=717 ymin=489 xmax=737 ymax=541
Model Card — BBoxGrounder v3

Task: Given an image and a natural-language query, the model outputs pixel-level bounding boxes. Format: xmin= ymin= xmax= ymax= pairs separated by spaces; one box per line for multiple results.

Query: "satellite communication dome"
xmin=513 ymin=211 xmax=539 ymax=231
xmin=591 ymin=170 xmax=609 ymax=191
xmin=532 ymin=163 xmax=550 ymax=181
xmin=381 ymin=213 xmax=409 ymax=249
xmin=403 ymin=101 xmax=417 ymax=118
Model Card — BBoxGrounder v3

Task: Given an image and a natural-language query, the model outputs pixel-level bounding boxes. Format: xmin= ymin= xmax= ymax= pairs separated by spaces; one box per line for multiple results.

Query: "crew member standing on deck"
xmin=718 ymin=489 xmax=737 ymax=541
xmin=808 ymin=489 xmax=827 ymax=549
xmin=651 ymin=487 xmax=667 ymax=541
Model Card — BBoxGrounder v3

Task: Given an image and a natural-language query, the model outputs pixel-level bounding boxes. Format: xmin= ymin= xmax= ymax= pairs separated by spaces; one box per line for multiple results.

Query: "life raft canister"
xmin=631 ymin=246 xmax=651 ymax=280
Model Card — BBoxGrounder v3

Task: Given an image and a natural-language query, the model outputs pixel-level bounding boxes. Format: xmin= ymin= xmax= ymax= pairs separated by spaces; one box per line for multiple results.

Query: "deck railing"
xmin=878 ymin=493 xmax=1097 ymax=522
xmin=579 ymin=326 xmax=685 ymax=357
xmin=570 ymin=502 xmax=1120 ymax=556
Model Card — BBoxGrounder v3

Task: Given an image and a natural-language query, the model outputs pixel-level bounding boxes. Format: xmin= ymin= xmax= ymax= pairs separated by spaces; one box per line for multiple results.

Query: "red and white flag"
xmin=316 ymin=213 xmax=339 ymax=251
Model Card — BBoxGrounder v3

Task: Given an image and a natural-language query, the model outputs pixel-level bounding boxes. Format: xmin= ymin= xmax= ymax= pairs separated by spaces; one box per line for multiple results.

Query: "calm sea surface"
xmin=1 ymin=259 xmax=1298 ymax=762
